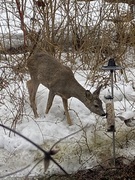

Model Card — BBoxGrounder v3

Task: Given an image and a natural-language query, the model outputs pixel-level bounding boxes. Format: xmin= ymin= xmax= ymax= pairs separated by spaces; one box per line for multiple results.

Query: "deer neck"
xmin=68 ymin=80 xmax=87 ymax=103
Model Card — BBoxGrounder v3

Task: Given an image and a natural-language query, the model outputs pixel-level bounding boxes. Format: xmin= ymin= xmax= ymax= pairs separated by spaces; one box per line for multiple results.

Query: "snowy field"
xmin=0 ymin=66 xmax=135 ymax=179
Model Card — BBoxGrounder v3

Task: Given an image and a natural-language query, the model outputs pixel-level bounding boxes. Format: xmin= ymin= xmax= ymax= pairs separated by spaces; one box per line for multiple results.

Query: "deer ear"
xmin=93 ymin=85 xmax=102 ymax=96
xmin=85 ymin=90 xmax=92 ymax=98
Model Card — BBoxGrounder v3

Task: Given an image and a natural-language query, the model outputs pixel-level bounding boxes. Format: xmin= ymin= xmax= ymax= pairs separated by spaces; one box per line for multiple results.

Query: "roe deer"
xmin=27 ymin=52 xmax=106 ymax=125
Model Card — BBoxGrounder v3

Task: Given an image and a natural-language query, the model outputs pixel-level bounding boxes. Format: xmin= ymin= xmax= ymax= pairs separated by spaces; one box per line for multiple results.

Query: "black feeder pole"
xmin=102 ymin=58 xmax=123 ymax=166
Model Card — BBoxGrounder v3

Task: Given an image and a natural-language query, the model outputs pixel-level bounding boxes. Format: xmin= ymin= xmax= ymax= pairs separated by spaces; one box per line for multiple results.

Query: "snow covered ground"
xmin=0 ymin=67 xmax=135 ymax=179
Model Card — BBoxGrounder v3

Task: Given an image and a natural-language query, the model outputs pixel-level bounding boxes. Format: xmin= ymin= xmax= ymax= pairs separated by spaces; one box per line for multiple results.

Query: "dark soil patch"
xmin=46 ymin=157 xmax=135 ymax=180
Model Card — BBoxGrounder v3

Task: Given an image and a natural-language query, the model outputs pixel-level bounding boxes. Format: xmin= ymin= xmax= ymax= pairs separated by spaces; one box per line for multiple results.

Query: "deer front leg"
xmin=62 ymin=98 xmax=72 ymax=126
xmin=45 ymin=90 xmax=55 ymax=114
xmin=27 ymin=80 xmax=39 ymax=118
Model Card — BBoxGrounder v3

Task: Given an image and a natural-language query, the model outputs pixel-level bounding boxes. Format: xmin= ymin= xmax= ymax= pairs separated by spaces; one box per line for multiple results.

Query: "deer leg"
xmin=62 ymin=98 xmax=72 ymax=126
xmin=45 ymin=90 xmax=55 ymax=114
xmin=27 ymin=80 xmax=39 ymax=118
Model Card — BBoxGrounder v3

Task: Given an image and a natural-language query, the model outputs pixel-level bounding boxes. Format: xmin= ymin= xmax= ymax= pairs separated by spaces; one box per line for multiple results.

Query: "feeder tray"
xmin=102 ymin=58 xmax=123 ymax=71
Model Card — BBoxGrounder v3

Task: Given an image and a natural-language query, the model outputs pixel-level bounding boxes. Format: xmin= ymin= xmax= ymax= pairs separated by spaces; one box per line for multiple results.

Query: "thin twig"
xmin=0 ymin=164 xmax=30 ymax=179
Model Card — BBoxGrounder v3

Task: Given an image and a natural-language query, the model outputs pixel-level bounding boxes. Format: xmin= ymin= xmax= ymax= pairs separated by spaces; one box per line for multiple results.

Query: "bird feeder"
xmin=102 ymin=58 xmax=123 ymax=132
xmin=102 ymin=58 xmax=123 ymax=166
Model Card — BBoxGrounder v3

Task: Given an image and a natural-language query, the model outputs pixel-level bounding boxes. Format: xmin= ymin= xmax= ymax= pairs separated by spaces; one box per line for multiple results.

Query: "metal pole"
xmin=110 ymin=70 xmax=116 ymax=167
xmin=112 ymin=128 xmax=116 ymax=166
xmin=110 ymin=70 xmax=114 ymax=98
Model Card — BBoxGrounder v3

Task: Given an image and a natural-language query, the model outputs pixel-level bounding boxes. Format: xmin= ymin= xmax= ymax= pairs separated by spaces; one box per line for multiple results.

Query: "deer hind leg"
xmin=62 ymin=98 xmax=72 ymax=126
xmin=45 ymin=90 xmax=55 ymax=114
xmin=27 ymin=80 xmax=39 ymax=118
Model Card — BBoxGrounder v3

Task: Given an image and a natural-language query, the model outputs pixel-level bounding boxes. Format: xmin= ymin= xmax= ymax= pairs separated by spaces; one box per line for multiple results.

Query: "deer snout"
xmin=101 ymin=113 xmax=106 ymax=116
xmin=100 ymin=109 xmax=106 ymax=116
